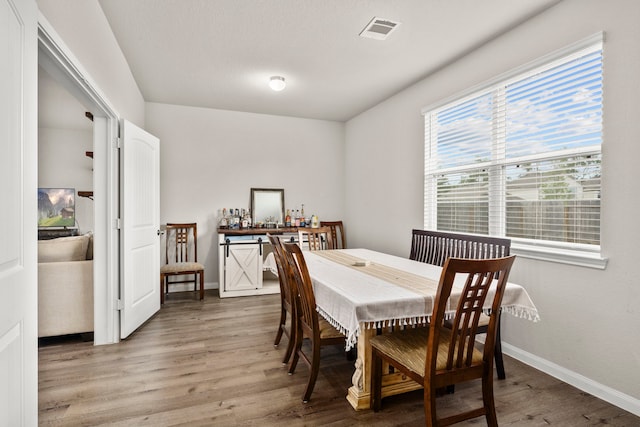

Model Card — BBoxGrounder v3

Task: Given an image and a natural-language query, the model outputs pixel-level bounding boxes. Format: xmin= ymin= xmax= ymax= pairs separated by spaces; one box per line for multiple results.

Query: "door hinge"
xmin=115 ymin=218 xmax=122 ymax=230
xmin=116 ymin=299 xmax=124 ymax=310
xmin=114 ymin=137 xmax=122 ymax=149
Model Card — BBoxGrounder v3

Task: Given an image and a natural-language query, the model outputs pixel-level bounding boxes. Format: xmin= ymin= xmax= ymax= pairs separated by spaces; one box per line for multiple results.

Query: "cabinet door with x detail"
xmin=224 ymin=243 xmax=263 ymax=291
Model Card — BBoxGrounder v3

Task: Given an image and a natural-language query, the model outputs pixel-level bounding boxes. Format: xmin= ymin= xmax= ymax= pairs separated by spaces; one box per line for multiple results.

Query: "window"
xmin=424 ymin=36 xmax=604 ymax=267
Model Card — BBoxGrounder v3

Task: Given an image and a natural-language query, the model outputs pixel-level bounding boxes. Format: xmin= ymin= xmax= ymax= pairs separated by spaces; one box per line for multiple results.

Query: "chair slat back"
xmin=282 ymin=242 xmax=319 ymax=335
xmin=267 ymin=234 xmax=295 ymax=309
xmin=165 ymin=223 xmax=198 ymax=264
xmin=427 ymin=256 xmax=515 ymax=374
xmin=410 ymin=229 xmax=510 ymax=266
xmin=320 ymin=221 xmax=346 ymax=249
xmin=298 ymin=226 xmax=335 ymax=251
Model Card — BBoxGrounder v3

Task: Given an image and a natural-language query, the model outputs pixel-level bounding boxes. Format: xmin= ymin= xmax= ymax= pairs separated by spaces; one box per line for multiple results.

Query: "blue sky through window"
xmin=434 ymin=50 xmax=602 ymax=170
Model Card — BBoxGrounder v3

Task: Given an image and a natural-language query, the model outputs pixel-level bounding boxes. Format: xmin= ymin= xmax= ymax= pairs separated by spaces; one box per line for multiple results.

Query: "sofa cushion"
xmin=38 ymin=234 xmax=90 ymax=262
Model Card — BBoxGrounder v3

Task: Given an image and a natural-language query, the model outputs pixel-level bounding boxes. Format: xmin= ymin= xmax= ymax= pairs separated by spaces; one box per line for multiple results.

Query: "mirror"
xmin=251 ymin=188 xmax=285 ymax=227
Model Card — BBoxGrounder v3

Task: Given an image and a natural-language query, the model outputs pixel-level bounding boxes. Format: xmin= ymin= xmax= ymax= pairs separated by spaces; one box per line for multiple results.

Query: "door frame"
xmin=38 ymin=13 xmax=121 ymax=344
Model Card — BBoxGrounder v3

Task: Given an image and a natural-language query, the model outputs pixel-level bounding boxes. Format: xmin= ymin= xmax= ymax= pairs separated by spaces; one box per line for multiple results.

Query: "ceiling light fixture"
xmin=269 ymin=76 xmax=286 ymax=91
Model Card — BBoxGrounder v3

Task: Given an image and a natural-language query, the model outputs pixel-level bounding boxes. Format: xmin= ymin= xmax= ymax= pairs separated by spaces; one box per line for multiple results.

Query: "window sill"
xmin=511 ymin=241 xmax=607 ymax=269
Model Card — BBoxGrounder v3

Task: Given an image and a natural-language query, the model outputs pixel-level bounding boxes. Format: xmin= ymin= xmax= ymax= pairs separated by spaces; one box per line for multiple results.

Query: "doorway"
xmin=37 ymin=65 xmax=95 ymax=343
xmin=37 ymin=18 xmax=162 ymax=345
xmin=38 ymin=20 xmax=121 ymax=345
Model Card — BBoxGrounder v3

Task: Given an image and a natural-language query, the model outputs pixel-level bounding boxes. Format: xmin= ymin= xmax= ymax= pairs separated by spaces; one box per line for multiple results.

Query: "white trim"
xmin=38 ymin=13 xmax=121 ymax=345
xmin=423 ymin=33 xmax=604 ymax=263
xmin=503 ymin=342 xmax=640 ymax=417
xmin=511 ymin=241 xmax=608 ymax=269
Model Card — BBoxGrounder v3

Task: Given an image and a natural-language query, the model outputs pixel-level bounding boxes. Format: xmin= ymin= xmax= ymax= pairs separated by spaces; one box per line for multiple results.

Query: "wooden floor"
xmin=39 ymin=290 xmax=639 ymax=426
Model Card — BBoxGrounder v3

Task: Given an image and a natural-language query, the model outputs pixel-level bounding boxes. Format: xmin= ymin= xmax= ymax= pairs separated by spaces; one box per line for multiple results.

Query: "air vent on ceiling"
xmin=359 ymin=17 xmax=400 ymax=40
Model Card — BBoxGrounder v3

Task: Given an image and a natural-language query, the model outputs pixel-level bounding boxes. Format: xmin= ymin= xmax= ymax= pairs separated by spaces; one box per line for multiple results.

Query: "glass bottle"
xmin=285 ymin=209 xmax=291 ymax=227
xmin=220 ymin=208 xmax=228 ymax=228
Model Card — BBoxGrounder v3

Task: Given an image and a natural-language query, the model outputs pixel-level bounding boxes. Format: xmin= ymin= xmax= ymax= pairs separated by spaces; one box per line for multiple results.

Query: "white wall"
xmin=38 ymin=128 xmax=94 ymax=233
xmin=37 ymin=0 xmax=145 ymax=127
xmin=145 ymin=102 xmax=345 ymax=285
xmin=345 ymin=0 xmax=640 ymax=408
xmin=38 ymin=66 xmax=95 ymax=234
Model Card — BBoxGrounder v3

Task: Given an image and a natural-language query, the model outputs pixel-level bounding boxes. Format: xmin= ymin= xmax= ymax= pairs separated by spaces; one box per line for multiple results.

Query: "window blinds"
xmin=425 ymin=42 xmax=602 ymax=246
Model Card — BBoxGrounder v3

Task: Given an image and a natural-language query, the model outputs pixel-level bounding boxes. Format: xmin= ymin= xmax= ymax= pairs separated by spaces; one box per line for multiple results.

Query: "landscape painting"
xmin=38 ymin=188 xmax=76 ymax=228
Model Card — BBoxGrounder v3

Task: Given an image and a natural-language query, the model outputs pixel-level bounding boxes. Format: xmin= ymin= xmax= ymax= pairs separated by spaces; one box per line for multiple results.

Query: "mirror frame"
xmin=250 ymin=188 xmax=285 ymax=227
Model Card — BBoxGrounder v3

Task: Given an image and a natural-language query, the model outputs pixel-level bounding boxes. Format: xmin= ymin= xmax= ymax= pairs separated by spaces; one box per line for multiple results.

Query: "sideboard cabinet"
xmin=217 ymin=228 xmax=298 ymax=298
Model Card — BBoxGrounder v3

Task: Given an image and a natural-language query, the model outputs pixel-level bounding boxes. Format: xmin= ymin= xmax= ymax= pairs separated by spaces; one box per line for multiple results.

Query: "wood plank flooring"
xmin=39 ymin=290 xmax=639 ymax=426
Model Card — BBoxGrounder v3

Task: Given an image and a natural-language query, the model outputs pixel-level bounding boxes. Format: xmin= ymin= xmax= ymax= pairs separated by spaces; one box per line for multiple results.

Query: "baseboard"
xmin=503 ymin=342 xmax=640 ymax=417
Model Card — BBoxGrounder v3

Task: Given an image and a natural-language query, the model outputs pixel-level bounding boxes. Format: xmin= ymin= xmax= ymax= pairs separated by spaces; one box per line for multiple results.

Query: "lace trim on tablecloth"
xmin=317 ymin=306 xmax=358 ymax=350
xmin=318 ymin=305 xmax=540 ymax=350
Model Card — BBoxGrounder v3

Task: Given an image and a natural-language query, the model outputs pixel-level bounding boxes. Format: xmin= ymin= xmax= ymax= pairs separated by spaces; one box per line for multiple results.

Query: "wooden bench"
xmin=409 ymin=229 xmax=511 ymax=380
xmin=410 ymin=229 xmax=511 ymax=266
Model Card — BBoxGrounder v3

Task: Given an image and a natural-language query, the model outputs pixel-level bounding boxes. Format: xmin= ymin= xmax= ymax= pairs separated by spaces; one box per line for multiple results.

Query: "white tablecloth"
xmin=303 ymin=249 xmax=540 ymax=350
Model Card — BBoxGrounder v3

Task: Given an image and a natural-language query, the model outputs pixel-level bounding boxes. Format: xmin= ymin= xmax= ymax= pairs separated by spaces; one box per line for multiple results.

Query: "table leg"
xmin=346 ymin=325 xmax=423 ymax=410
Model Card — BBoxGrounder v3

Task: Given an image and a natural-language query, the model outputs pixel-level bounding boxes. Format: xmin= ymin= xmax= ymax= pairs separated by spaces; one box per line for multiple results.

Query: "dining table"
xmin=298 ymin=248 xmax=540 ymax=411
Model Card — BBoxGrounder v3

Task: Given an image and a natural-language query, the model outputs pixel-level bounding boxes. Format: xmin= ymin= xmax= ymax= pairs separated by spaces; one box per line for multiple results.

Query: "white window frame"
xmin=422 ymin=33 xmax=607 ymax=269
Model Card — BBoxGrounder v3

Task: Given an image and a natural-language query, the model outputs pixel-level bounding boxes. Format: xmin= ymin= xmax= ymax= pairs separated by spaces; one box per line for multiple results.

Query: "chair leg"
xmin=282 ymin=329 xmax=295 ymax=365
xmin=282 ymin=321 xmax=297 ymax=366
xmin=274 ymin=308 xmax=286 ymax=347
xmin=346 ymin=346 xmax=357 ymax=361
xmin=302 ymin=338 xmax=321 ymax=403
xmin=199 ymin=271 xmax=204 ymax=300
xmin=160 ymin=273 xmax=165 ymax=305
xmin=165 ymin=275 xmax=169 ymax=298
xmin=482 ymin=368 xmax=499 ymax=427
xmin=288 ymin=324 xmax=303 ymax=375
xmin=424 ymin=380 xmax=439 ymax=427
xmin=495 ymin=311 xmax=506 ymax=380
xmin=371 ymin=350 xmax=383 ymax=412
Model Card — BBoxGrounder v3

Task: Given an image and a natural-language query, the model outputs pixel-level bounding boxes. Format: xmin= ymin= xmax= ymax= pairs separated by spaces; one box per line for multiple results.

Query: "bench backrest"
xmin=410 ymin=229 xmax=511 ymax=266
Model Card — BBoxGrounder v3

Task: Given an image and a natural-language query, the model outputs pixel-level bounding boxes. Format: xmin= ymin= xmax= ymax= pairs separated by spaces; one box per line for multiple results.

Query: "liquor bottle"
xmin=300 ymin=204 xmax=306 ymax=227
xmin=285 ymin=209 xmax=291 ymax=227
xmin=295 ymin=210 xmax=301 ymax=227
xmin=220 ymin=208 xmax=228 ymax=228
xmin=311 ymin=214 xmax=319 ymax=228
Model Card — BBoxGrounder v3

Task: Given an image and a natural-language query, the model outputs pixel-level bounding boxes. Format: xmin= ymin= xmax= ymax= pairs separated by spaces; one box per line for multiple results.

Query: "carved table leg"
xmin=346 ymin=324 xmax=423 ymax=411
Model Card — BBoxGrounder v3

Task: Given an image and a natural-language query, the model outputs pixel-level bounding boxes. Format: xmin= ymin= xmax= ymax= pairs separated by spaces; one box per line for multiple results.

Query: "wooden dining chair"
xmin=297 ymin=226 xmax=335 ymax=251
xmin=282 ymin=241 xmax=346 ymax=403
xmin=370 ymin=255 xmax=516 ymax=426
xmin=267 ymin=234 xmax=297 ymax=365
xmin=409 ymin=229 xmax=511 ymax=380
xmin=160 ymin=223 xmax=204 ymax=303
xmin=320 ymin=220 xmax=346 ymax=249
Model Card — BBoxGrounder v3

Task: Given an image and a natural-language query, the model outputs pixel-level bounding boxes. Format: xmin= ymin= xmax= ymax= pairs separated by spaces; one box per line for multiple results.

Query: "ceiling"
xmin=87 ymin=1 xmax=561 ymax=122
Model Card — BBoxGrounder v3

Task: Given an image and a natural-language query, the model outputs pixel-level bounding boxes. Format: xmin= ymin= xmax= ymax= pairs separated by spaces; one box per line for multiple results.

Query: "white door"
xmin=120 ymin=120 xmax=161 ymax=339
xmin=0 ymin=0 xmax=38 ymax=424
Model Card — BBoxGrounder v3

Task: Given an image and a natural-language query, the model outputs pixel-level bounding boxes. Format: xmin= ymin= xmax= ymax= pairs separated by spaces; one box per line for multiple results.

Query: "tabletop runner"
xmin=312 ymin=250 xmax=441 ymax=296
xmin=312 ymin=250 xmax=459 ymax=326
